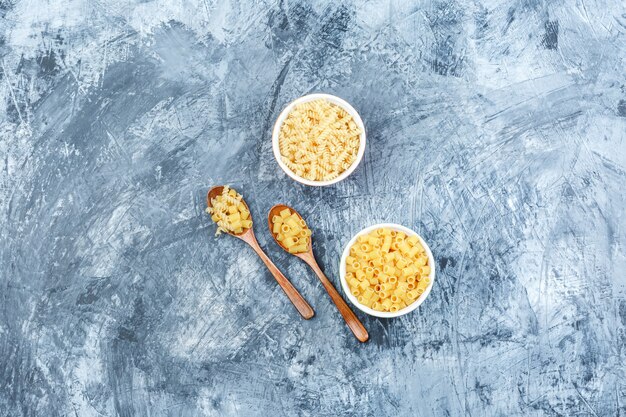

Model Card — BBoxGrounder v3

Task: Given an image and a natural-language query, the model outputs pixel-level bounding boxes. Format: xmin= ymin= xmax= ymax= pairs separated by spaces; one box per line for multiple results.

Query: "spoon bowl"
xmin=268 ymin=204 xmax=368 ymax=342
xmin=207 ymin=185 xmax=252 ymax=236
xmin=267 ymin=204 xmax=313 ymax=253
xmin=207 ymin=186 xmax=314 ymax=319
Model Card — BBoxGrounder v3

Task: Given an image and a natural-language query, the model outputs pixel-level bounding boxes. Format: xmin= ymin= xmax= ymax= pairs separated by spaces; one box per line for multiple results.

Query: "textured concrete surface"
xmin=1 ymin=1 xmax=626 ymax=416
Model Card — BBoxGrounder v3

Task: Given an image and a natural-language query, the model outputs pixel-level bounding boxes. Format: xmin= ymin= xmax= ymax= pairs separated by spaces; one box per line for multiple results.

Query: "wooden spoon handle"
xmin=307 ymin=258 xmax=369 ymax=342
xmin=247 ymin=240 xmax=314 ymax=320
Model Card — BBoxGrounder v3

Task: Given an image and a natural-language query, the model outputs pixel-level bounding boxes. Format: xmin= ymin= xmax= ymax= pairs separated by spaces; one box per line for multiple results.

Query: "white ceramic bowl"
xmin=272 ymin=93 xmax=366 ymax=186
xmin=339 ymin=223 xmax=436 ymax=318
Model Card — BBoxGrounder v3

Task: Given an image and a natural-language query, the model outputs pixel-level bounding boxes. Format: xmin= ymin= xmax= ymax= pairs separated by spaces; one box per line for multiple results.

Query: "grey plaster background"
xmin=1 ymin=0 xmax=626 ymax=416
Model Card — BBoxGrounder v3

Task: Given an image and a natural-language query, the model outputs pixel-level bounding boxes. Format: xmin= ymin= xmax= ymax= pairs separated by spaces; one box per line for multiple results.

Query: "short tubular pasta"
xmin=272 ymin=208 xmax=311 ymax=254
xmin=206 ymin=186 xmax=251 ymax=236
xmin=278 ymin=99 xmax=362 ymax=181
xmin=345 ymin=228 xmax=431 ymax=313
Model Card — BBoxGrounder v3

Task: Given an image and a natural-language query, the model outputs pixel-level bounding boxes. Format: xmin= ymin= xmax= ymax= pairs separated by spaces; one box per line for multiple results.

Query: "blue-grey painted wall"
xmin=1 ymin=1 xmax=625 ymax=416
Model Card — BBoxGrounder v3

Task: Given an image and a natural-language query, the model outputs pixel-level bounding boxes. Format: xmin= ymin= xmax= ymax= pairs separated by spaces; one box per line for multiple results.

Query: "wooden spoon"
xmin=207 ymin=186 xmax=314 ymax=320
xmin=268 ymin=204 xmax=369 ymax=342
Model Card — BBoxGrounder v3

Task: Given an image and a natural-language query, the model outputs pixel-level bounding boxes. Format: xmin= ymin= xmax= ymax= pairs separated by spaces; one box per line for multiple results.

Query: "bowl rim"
xmin=339 ymin=223 xmax=436 ymax=318
xmin=271 ymin=93 xmax=367 ymax=187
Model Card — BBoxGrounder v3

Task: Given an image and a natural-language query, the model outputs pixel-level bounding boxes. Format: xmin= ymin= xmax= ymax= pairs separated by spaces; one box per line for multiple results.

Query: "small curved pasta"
xmin=206 ymin=186 xmax=252 ymax=236
xmin=272 ymin=208 xmax=311 ymax=254
xmin=345 ymin=228 xmax=431 ymax=313
xmin=278 ymin=99 xmax=361 ymax=181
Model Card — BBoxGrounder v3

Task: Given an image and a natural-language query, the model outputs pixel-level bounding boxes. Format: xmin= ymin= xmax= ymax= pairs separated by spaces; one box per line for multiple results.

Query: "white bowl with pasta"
xmin=339 ymin=223 xmax=435 ymax=318
xmin=272 ymin=93 xmax=366 ymax=186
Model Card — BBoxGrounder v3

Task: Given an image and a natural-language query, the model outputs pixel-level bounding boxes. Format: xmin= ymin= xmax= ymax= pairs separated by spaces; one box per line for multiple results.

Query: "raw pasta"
xmin=206 ymin=186 xmax=252 ymax=236
xmin=272 ymin=208 xmax=311 ymax=254
xmin=345 ymin=228 xmax=431 ymax=312
xmin=278 ymin=99 xmax=361 ymax=181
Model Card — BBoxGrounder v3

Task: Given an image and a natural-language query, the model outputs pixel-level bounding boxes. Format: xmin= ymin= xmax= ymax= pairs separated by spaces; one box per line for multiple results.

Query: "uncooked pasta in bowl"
xmin=339 ymin=223 xmax=436 ymax=318
xmin=272 ymin=94 xmax=366 ymax=186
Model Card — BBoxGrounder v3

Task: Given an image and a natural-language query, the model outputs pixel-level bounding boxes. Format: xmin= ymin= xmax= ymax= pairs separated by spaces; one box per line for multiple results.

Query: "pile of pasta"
xmin=278 ymin=99 xmax=361 ymax=182
xmin=345 ymin=228 xmax=431 ymax=312
xmin=206 ymin=186 xmax=252 ymax=236
xmin=271 ymin=208 xmax=312 ymax=254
